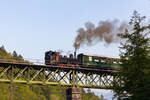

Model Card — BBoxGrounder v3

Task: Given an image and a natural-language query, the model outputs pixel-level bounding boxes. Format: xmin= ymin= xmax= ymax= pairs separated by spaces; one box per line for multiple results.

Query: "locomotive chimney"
xmin=74 ymin=51 xmax=76 ymax=59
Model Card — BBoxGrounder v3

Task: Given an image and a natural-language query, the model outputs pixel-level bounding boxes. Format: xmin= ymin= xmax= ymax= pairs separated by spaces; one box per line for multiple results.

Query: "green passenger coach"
xmin=77 ymin=53 xmax=120 ymax=70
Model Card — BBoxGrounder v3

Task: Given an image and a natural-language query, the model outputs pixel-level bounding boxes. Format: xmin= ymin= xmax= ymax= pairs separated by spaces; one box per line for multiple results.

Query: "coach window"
xmin=89 ymin=56 xmax=92 ymax=61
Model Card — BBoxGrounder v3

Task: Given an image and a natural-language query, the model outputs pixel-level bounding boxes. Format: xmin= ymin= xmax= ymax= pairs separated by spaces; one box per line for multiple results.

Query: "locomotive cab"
xmin=45 ymin=51 xmax=59 ymax=65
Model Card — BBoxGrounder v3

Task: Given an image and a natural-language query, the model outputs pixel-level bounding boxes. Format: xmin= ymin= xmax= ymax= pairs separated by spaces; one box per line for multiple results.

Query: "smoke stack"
xmin=74 ymin=51 xmax=76 ymax=59
xmin=69 ymin=54 xmax=73 ymax=58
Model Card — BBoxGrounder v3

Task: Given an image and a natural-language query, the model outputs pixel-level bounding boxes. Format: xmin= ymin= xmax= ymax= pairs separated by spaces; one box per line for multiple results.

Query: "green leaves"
xmin=113 ymin=11 xmax=150 ymax=100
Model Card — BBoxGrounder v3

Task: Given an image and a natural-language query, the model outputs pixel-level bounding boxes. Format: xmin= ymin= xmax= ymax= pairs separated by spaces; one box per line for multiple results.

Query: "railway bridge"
xmin=0 ymin=60 xmax=119 ymax=100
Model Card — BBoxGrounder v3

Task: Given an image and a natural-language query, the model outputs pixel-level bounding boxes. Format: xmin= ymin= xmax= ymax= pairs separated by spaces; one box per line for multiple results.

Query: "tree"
xmin=113 ymin=11 xmax=150 ymax=100
xmin=12 ymin=51 xmax=18 ymax=60
xmin=0 ymin=45 xmax=6 ymax=53
xmin=100 ymin=95 xmax=107 ymax=100
xmin=17 ymin=55 xmax=24 ymax=61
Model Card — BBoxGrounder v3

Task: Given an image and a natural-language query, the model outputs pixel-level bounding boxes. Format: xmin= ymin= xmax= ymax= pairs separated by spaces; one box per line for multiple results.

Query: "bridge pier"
xmin=66 ymin=87 xmax=82 ymax=100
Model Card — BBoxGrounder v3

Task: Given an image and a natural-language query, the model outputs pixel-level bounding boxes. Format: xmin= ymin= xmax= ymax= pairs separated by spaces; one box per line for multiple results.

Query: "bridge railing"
xmin=0 ymin=58 xmax=44 ymax=65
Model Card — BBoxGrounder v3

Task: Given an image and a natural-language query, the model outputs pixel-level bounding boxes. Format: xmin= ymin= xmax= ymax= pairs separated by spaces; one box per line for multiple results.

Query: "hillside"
xmin=0 ymin=45 xmax=105 ymax=100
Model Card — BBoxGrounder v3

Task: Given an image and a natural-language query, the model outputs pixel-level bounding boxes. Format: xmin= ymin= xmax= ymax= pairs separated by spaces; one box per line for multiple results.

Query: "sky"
xmin=0 ymin=0 xmax=150 ymax=99
xmin=0 ymin=0 xmax=150 ymax=60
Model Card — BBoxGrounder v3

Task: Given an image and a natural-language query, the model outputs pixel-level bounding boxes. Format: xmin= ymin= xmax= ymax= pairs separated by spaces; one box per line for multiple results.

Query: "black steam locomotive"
xmin=45 ymin=51 xmax=80 ymax=65
xmin=45 ymin=50 xmax=120 ymax=69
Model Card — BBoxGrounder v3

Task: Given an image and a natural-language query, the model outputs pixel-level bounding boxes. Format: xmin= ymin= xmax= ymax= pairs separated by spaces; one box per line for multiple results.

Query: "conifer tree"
xmin=12 ymin=51 xmax=18 ymax=60
xmin=113 ymin=11 xmax=150 ymax=100
xmin=18 ymin=55 xmax=24 ymax=61
xmin=0 ymin=45 xmax=6 ymax=53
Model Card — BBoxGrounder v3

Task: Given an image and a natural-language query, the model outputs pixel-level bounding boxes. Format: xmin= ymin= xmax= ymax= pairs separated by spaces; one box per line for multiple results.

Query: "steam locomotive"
xmin=45 ymin=50 xmax=120 ymax=70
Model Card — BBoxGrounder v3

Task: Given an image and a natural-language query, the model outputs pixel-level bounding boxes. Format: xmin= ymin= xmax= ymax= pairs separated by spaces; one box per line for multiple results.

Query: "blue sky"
xmin=0 ymin=0 xmax=150 ymax=60
xmin=0 ymin=0 xmax=150 ymax=99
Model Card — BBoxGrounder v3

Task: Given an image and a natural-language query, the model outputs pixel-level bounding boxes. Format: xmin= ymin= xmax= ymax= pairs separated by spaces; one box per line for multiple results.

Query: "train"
xmin=45 ymin=50 xmax=120 ymax=70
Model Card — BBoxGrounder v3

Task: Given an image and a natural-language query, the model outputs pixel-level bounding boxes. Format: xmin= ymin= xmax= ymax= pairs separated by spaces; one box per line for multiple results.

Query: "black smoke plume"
xmin=73 ymin=19 xmax=126 ymax=51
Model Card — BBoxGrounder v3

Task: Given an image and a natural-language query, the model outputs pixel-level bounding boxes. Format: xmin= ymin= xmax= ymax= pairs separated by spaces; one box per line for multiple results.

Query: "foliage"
xmin=99 ymin=95 xmax=107 ymax=100
xmin=82 ymin=90 xmax=101 ymax=100
xmin=113 ymin=11 xmax=150 ymax=100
